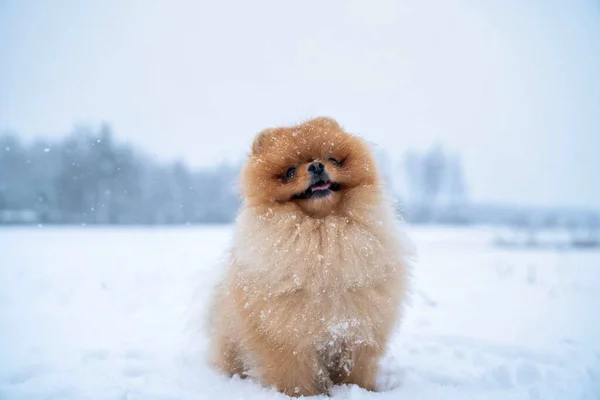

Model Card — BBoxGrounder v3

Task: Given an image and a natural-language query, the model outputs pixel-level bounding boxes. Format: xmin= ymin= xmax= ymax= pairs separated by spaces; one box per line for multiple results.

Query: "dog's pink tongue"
xmin=311 ymin=182 xmax=331 ymax=191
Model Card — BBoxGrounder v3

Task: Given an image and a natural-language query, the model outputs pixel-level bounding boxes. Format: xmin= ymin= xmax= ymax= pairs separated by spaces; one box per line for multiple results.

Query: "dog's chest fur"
xmin=233 ymin=206 xmax=398 ymax=291
xmin=230 ymin=205 xmax=402 ymax=346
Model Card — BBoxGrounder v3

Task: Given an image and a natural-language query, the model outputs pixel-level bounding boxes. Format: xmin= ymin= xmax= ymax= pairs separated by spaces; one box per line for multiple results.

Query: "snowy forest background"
xmin=1 ymin=124 xmax=598 ymax=231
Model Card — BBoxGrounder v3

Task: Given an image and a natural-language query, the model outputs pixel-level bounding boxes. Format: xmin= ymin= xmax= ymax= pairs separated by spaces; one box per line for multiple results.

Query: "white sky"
xmin=1 ymin=0 xmax=599 ymax=209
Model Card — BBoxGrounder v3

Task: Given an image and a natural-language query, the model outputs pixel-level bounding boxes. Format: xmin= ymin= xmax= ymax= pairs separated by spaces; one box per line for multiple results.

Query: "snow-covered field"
xmin=1 ymin=226 xmax=599 ymax=399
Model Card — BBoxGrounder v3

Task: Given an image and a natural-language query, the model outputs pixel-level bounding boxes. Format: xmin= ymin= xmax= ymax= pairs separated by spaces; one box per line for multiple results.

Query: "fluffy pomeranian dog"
xmin=207 ymin=117 xmax=411 ymax=397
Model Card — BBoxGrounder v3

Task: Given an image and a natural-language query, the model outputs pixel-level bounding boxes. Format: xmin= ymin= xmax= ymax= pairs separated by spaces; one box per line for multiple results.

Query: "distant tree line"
xmin=0 ymin=125 xmax=471 ymax=225
xmin=400 ymin=144 xmax=469 ymax=223
xmin=3 ymin=125 xmax=596 ymax=229
xmin=0 ymin=125 xmax=241 ymax=224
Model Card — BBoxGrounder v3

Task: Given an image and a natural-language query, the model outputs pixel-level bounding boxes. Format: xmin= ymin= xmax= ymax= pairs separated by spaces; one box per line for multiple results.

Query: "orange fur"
xmin=207 ymin=117 xmax=411 ymax=396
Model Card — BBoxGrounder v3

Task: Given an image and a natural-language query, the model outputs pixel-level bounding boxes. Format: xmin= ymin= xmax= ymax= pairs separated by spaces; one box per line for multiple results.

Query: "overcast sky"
xmin=1 ymin=0 xmax=599 ymax=209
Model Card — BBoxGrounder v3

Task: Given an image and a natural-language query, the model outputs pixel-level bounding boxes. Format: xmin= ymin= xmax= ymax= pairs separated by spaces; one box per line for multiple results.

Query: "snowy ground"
xmin=1 ymin=225 xmax=599 ymax=399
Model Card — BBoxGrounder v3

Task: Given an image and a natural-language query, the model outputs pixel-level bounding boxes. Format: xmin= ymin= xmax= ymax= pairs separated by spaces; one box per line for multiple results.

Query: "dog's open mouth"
xmin=293 ymin=180 xmax=342 ymax=200
xmin=310 ymin=181 xmax=332 ymax=192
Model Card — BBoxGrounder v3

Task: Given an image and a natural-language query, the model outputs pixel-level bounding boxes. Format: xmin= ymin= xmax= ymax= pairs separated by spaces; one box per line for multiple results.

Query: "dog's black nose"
xmin=308 ymin=162 xmax=325 ymax=175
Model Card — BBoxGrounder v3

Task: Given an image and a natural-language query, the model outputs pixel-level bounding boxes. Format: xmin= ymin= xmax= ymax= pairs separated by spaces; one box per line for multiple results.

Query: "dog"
xmin=207 ymin=117 xmax=411 ymax=396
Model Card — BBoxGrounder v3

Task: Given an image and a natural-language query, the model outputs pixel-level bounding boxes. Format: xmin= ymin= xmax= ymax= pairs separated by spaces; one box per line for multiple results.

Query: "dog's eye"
xmin=328 ymin=157 xmax=341 ymax=167
xmin=285 ymin=167 xmax=297 ymax=180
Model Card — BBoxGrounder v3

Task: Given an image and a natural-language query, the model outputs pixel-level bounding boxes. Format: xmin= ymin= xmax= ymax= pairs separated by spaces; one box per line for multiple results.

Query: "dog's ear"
xmin=306 ymin=116 xmax=341 ymax=130
xmin=251 ymin=128 xmax=274 ymax=155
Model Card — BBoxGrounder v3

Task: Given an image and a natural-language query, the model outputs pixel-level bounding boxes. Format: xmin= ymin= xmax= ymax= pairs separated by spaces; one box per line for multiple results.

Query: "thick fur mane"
xmin=231 ymin=187 xmax=408 ymax=295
